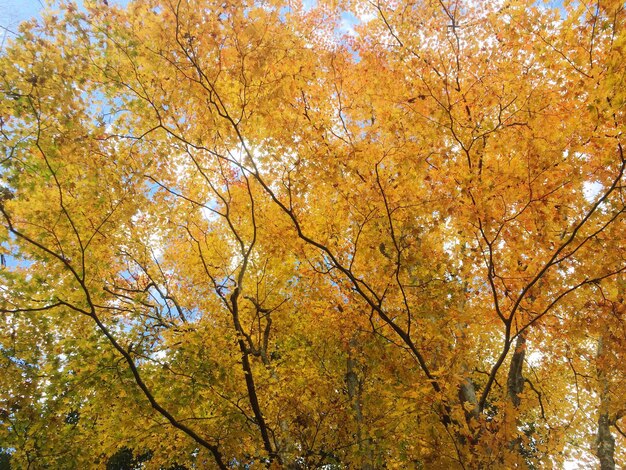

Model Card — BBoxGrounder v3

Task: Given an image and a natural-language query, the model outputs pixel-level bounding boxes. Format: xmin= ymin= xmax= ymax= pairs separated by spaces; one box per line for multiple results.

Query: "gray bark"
xmin=346 ymin=341 xmax=374 ymax=470
xmin=459 ymin=377 xmax=480 ymax=421
xmin=596 ymin=337 xmax=616 ymax=470
xmin=507 ymin=334 xmax=526 ymax=407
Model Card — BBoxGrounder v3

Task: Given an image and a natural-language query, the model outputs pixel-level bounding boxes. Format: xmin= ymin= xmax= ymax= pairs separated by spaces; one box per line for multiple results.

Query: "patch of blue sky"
xmin=0 ymin=0 xmax=42 ymax=41
xmin=539 ymin=0 xmax=568 ymax=20
xmin=0 ymin=0 xmax=131 ymax=46
xmin=336 ymin=10 xmax=362 ymax=61
xmin=302 ymin=0 xmax=316 ymax=12
xmin=112 ymin=267 xmax=195 ymax=327
xmin=0 ymin=343 xmax=34 ymax=368
xmin=339 ymin=10 xmax=359 ymax=36
xmin=1 ymin=232 xmax=34 ymax=270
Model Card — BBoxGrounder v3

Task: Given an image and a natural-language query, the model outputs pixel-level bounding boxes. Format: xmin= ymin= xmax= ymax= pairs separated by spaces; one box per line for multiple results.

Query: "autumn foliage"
xmin=0 ymin=0 xmax=625 ymax=468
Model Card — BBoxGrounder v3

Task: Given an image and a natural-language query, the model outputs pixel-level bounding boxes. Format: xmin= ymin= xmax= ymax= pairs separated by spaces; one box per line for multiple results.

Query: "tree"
xmin=0 ymin=0 xmax=624 ymax=468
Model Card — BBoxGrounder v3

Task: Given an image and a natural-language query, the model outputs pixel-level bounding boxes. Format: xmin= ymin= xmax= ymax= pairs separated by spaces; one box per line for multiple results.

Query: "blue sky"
xmin=0 ymin=0 xmax=128 ymax=48
xmin=0 ymin=0 xmax=363 ymax=48
xmin=0 ymin=0 xmax=43 ymax=40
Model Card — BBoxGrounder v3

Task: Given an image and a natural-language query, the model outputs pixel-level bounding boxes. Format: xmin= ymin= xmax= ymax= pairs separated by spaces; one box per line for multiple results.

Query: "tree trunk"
xmin=596 ymin=337 xmax=616 ymax=470
xmin=507 ymin=334 xmax=526 ymax=408
xmin=346 ymin=340 xmax=374 ymax=470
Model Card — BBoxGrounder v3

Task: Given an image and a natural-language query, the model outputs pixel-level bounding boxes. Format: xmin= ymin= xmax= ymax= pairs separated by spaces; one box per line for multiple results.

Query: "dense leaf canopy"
xmin=0 ymin=0 xmax=625 ymax=468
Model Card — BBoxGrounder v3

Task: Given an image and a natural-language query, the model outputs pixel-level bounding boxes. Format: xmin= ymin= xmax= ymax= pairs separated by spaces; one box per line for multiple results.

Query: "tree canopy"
xmin=0 ymin=0 xmax=625 ymax=468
